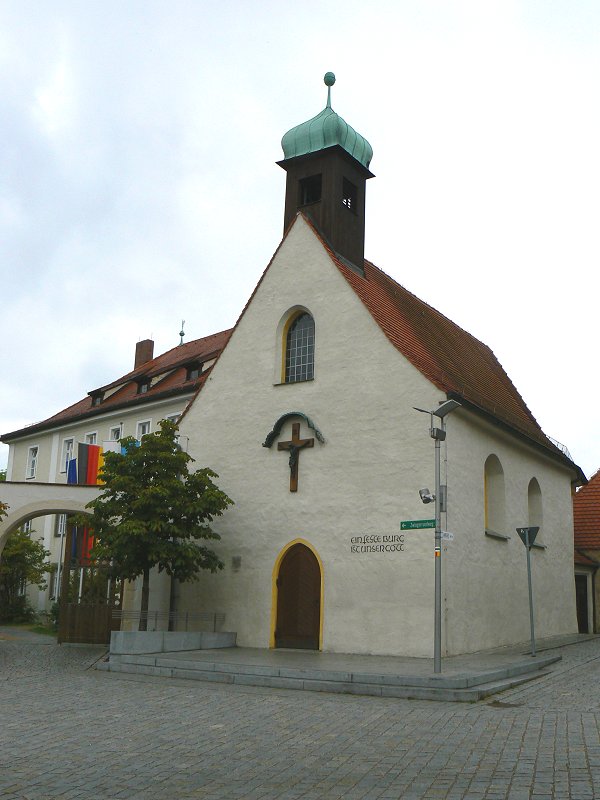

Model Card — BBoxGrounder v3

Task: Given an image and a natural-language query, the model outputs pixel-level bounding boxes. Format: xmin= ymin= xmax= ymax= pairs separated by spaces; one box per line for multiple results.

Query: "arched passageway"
xmin=0 ymin=482 xmax=100 ymax=557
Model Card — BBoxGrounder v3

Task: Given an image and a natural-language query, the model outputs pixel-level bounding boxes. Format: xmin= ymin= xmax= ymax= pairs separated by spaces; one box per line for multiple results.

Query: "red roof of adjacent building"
xmin=575 ymin=550 xmax=599 ymax=567
xmin=1 ymin=329 xmax=232 ymax=441
xmin=574 ymin=470 xmax=600 ymax=549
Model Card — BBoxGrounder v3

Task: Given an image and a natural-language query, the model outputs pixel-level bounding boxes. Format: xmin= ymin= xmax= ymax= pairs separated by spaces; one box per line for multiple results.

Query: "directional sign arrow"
xmin=401 ymin=519 xmax=435 ymax=530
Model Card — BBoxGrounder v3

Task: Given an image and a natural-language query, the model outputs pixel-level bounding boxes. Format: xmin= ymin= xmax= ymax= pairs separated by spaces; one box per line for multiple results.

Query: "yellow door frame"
xmin=270 ymin=538 xmax=324 ymax=649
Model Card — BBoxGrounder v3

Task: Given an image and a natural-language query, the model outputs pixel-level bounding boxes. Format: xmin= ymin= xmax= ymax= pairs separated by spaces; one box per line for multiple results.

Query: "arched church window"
xmin=484 ymin=454 xmax=506 ymax=537
xmin=284 ymin=313 xmax=315 ymax=383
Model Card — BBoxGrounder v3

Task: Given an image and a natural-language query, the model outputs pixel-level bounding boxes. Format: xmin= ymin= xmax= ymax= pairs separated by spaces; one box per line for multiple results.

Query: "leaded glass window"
xmin=285 ymin=313 xmax=315 ymax=383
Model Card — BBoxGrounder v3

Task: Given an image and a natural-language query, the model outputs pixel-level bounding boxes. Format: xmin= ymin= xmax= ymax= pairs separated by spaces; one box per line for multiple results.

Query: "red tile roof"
xmin=1 ymin=329 xmax=232 ymax=441
xmin=182 ymin=214 xmax=583 ymax=479
xmin=1 ymin=212 xmax=586 ymax=485
xmin=297 ymin=214 xmax=582 ymax=475
xmin=575 ymin=550 xmax=599 ymax=567
xmin=574 ymin=470 xmax=600 ymax=549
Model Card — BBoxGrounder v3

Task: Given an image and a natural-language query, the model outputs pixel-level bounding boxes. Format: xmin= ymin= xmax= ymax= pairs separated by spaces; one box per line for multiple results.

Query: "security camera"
xmin=419 ymin=488 xmax=435 ymax=504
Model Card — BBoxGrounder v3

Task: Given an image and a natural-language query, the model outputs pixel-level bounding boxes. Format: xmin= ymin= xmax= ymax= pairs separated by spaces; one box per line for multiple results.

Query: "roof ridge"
xmin=364 ymin=259 xmax=544 ymax=431
xmin=363 ymin=258 xmax=496 ymax=355
xmin=98 ymin=328 xmax=233 ymax=391
xmin=301 ymin=218 xmax=575 ymax=469
xmin=1 ymin=328 xmax=233 ymax=442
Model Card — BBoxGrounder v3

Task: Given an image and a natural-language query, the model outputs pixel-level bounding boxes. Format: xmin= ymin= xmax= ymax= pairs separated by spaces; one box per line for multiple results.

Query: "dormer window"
xmin=299 ymin=174 xmax=322 ymax=206
xmin=186 ymin=363 xmax=202 ymax=381
xmin=138 ymin=381 xmax=149 ymax=395
xmin=89 ymin=391 xmax=104 ymax=407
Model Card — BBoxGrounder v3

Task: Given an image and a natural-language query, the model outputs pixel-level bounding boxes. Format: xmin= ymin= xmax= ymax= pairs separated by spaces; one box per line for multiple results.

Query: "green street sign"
xmin=401 ymin=519 xmax=436 ymax=530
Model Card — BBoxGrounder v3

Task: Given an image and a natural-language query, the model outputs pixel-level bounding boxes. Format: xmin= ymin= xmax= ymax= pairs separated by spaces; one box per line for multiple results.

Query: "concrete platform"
xmin=109 ymin=630 xmax=236 ymax=654
xmin=97 ymin=633 xmax=596 ymax=702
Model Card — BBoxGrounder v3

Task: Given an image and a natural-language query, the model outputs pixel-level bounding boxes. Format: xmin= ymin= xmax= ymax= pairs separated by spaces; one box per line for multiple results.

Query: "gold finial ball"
xmin=324 ymin=72 xmax=336 ymax=87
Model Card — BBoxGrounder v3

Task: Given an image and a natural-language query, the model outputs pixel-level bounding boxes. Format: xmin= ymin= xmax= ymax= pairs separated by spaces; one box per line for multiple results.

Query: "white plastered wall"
xmin=179 ymin=217 xmax=578 ymax=656
xmin=443 ymin=412 xmax=578 ymax=654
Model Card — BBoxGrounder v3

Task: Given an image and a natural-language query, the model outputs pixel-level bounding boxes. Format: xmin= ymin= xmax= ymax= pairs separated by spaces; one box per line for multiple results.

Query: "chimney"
xmin=135 ymin=339 xmax=154 ymax=369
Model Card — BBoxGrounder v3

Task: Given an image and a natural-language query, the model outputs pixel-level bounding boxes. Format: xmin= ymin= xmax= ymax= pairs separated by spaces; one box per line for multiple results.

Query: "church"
xmin=1 ymin=74 xmax=585 ymax=657
xmin=172 ymin=73 xmax=584 ymax=657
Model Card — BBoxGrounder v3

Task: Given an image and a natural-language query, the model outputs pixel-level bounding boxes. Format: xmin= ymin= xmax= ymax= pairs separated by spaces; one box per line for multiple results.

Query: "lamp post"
xmin=414 ymin=399 xmax=461 ymax=673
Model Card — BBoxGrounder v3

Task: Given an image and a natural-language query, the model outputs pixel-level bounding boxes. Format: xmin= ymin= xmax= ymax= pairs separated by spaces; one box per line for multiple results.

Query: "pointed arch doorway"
xmin=272 ymin=540 xmax=322 ymax=650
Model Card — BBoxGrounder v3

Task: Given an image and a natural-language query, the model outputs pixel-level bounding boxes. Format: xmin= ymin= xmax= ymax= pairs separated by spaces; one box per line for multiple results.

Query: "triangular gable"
xmin=180 ymin=211 xmax=582 ymax=478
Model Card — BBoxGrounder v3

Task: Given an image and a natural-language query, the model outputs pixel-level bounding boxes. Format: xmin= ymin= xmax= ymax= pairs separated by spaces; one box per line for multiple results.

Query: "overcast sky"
xmin=1 ymin=1 xmax=598 ymax=478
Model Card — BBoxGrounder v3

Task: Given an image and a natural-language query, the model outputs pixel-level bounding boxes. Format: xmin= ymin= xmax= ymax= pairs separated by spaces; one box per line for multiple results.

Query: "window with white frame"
xmin=84 ymin=432 xmax=97 ymax=445
xmin=61 ymin=438 xmax=74 ymax=473
xmin=165 ymin=414 xmax=179 ymax=424
xmin=109 ymin=425 xmax=122 ymax=441
xmin=26 ymin=446 xmax=38 ymax=479
xmin=137 ymin=420 xmax=151 ymax=440
xmin=55 ymin=514 xmax=67 ymax=537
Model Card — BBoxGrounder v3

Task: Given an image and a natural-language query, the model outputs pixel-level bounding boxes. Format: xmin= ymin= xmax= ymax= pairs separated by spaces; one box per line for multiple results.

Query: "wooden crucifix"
xmin=277 ymin=422 xmax=314 ymax=492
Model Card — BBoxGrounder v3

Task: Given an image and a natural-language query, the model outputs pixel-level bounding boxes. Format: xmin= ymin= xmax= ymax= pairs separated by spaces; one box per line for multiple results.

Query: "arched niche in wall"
xmin=484 ymin=454 xmax=506 ymax=537
xmin=528 ymin=477 xmax=543 ymax=532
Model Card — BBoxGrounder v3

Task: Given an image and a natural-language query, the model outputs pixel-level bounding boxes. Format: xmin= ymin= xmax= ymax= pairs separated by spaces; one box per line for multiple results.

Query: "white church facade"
xmin=1 ymin=75 xmax=585 ymax=657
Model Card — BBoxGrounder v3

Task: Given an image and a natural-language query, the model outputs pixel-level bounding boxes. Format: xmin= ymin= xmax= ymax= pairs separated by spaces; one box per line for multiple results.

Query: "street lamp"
xmin=414 ymin=399 xmax=461 ymax=673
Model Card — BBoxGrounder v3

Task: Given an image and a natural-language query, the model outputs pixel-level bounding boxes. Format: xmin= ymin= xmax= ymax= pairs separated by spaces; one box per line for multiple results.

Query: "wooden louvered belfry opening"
xmin=275 ymin=543 xmax=321 ymax=650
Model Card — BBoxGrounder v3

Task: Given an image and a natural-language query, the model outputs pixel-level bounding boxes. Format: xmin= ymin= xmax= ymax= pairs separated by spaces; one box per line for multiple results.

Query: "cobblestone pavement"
xmin=1 ymin=630 xmax=600 ymax=800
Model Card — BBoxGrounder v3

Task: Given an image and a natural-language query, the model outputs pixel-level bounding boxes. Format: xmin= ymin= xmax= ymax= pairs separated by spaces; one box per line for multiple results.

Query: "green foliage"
xmin=50 ymin=601 xmax=60 ymax=629
xmin=80 ymin=420 xmax=233 ymax=624
xmin=1 ymin=596 xmax=35 ymax=623
xmin=27 ymin=622 xmax=57 ymax=637
xmin=0 ymin=528 xmax=53 ymax=622
xmin=60 ymin=566 xmax=113 ymax=604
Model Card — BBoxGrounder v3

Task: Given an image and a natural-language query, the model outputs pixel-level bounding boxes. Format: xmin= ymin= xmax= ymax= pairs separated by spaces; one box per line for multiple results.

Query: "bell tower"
xmin=277 ymin=73 xmax=374 ymax=274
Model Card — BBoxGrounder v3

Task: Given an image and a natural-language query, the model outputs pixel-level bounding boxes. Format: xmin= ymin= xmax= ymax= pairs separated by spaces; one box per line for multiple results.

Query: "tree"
xmin=0 ymin=471 xmax=53 ymax=621
xmin=0 ymin=528 xmax=52 ymax=622
xmin=82 ymin=419 xmax=233 ymax=630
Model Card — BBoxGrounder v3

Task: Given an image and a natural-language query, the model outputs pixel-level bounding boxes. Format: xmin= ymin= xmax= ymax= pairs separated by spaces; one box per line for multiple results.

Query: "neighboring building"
xmin=574 ymin=469 xmax=600 ymax=633
xmin=0 ymin=74 xmax=586 ymax=656
xmin=1 ymin=330 xmax=230 ymax=613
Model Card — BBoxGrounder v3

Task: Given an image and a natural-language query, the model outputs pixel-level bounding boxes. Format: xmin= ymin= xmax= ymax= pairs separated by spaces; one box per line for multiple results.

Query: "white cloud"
xmin=0 ymin=0 xmax=598 ymax=477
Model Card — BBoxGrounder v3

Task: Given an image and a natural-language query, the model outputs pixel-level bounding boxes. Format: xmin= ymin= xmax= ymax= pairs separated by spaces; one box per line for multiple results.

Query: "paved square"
xmin=1 ymin=629 xmax=599 ymax=799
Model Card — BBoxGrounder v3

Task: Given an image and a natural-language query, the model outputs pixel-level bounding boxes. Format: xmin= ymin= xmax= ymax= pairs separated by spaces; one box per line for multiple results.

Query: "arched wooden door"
xmin=275 ymin=543 xmax=321 ymax=649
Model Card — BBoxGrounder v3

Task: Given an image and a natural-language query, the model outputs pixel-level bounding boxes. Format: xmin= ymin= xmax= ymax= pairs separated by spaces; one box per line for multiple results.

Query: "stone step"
xmin=98 ymin=653 xmax=555 ymax=702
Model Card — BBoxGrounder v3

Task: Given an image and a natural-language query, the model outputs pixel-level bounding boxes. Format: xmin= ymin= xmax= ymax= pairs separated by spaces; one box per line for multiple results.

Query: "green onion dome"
xmin=281 ymin=73 xmax=373 ymax=169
